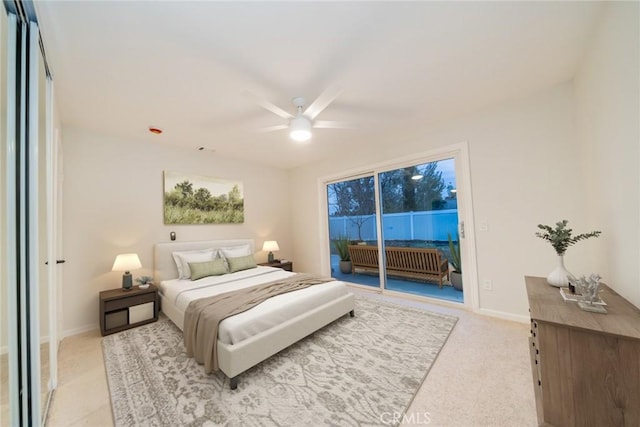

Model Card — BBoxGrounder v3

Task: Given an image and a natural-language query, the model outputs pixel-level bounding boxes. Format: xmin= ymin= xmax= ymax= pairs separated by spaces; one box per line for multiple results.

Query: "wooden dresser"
xmin=525 ymin=276 xmax=640 ymax=426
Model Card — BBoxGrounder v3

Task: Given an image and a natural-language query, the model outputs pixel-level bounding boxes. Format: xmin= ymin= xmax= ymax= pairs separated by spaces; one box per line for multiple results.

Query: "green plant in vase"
xmin=447 ymin=232 xmax=462 ymax=291
xmin=333 ymin=234 xmax=352 ymax=274
xmin=535 ymin=220 xmax=601 ymax=287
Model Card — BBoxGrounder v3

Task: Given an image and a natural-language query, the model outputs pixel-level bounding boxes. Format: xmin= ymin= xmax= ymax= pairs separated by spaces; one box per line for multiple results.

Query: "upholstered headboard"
xmin=154 ymin=239 xmax=255 ymax=283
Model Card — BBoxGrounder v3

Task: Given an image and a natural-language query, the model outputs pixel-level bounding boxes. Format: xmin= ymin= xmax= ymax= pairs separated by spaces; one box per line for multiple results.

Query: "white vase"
xmin=546 ymin=255 xmax=571 ymax=287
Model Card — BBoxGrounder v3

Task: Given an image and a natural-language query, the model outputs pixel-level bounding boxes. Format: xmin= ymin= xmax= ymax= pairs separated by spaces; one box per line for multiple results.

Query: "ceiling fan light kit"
xmin=289 ymin=116 xmax=312 ymax=142
xmin=248 ymin=86 xmax=348 ymax=143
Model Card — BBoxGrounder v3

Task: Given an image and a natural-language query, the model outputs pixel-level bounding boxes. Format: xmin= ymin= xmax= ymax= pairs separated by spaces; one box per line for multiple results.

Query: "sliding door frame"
xmin=319 ymin=142 xmax=479 ymax=311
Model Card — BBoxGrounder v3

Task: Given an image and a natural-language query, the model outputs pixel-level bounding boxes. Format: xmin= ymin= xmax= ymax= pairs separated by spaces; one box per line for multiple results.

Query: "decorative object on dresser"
xmin=102 ymin=296 xmax=458 ymax=426
xmin=99 ymin=284 xmax=159 ymax=336
xmin=535 ymin=220 xmax=601 ymax=287
xmin=111 ymin=253 xmax=142 ymax=290
xmin=525 ymin=276 xmax=640 ymax=426
xmin=257 ymin=260 xmax=292 ymax=271
xmin=261 ymin=240 xmax=279 ymax=263
xmin=559 ymin=286 xmax=606 ymax=306
xmin=573 ymin=273 xmax=607 ymax=313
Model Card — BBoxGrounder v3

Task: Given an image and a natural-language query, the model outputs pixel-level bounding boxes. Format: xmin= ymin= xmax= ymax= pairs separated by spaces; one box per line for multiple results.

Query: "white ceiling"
xmin=35 ymin=1 xmax=604 ymax=170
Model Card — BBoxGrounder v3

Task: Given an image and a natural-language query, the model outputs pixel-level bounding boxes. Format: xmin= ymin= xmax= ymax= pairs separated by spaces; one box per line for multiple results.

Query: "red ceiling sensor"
xmin=148 ymin=126 xmax=163 ymax=135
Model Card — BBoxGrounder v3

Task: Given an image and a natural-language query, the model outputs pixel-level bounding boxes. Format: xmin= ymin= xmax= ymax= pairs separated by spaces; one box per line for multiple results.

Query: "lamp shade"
xmin=112 ymin=253 xmax=142 ymax=272
xmin=262 ymin=241 xmax=279 ymax=252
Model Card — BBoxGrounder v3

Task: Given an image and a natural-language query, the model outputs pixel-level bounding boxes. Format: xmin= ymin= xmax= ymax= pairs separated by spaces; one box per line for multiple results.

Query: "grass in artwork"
xmin=164 ymin=205 xmax=244 ymax=224
xmin=164 ymin=173 xmax=244 ymax=224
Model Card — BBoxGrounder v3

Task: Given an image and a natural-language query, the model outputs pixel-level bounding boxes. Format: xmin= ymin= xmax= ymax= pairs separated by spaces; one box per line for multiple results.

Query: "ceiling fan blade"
xmin=243 ymin=90 xmax=294 ymax=120
xmin=303 ymin=86 xmax=342 ymax=120
xmin=255 ymin=124 xmax=288 ymax=133
xmin=313 ymin=120 xmax=353 ymax=129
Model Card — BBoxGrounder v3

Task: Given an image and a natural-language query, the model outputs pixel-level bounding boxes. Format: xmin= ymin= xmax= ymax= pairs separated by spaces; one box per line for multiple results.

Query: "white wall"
xmin=62 ymin=127 xmax=292 ymax=335
xmin=574 ymin=2 xmax=640 ymax=307
xmin=290 ymin=83 xmax=596 ymax=319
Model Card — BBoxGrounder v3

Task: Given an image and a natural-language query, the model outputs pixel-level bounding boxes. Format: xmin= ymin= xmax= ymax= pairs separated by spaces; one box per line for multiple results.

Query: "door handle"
xmin=459 ymin=221 xmax=465 ymax=239
xmin=45 ymin=260 xmax=66 ymax=265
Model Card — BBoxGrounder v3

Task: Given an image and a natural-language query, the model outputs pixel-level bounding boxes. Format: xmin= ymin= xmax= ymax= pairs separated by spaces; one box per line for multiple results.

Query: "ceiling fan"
xmin=245 ymin=86 xmax=351 ymax=142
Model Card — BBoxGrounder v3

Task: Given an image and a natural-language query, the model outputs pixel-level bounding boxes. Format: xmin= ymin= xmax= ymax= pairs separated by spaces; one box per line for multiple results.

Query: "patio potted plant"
xmin=448 ymin=232 xmax=462 ymax=291
xmin=334 ymin=235 xmax=352 ymax=274
xmin=535 ymin=219 xmax=601 ymax=287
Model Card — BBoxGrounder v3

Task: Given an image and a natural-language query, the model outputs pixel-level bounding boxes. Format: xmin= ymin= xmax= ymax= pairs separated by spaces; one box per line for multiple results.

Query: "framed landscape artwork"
xmin=163 ymin=171 xmax=244 ymax=224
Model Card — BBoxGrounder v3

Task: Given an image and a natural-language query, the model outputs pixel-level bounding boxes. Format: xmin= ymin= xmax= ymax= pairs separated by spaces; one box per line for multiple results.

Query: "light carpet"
xmin=102 ymin=295 xmax=457 ymax=426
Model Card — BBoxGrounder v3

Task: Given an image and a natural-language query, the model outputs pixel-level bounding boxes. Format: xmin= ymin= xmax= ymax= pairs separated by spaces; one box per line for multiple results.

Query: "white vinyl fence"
xmin=329 ymin=209 xmax=459 ymax=242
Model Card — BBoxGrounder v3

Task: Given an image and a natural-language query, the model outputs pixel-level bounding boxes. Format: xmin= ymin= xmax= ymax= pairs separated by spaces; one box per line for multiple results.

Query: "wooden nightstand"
xmin=259 ymin=260 xmax=293 ymax=271
xmin=99 ymin=284 xmax=159 ymax=336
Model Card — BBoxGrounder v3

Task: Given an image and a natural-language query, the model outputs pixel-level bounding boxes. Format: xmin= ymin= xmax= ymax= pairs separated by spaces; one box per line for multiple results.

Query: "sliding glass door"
xmin=327 ymin=175 xmax=380 ymax=288
xmin=325 ymin=154 xmax=465 ymax=304
xmin=378 ymin=158 xmax=462 ymax=302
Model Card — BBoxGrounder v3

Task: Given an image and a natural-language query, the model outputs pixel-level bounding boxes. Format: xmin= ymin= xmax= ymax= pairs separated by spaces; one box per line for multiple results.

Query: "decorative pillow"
xmin=226 ymin=254 xmax=257 ymax=273
xmin=189 ymin=259 xmax=228 ymax=280
xmin=219 ymin=244 xmax=252 ymax=260
xmin=172 ymin=248 xmax=216 ymax=279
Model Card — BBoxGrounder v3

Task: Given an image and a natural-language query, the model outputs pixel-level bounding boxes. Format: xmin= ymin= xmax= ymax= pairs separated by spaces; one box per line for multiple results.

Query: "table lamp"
xmin=112 ymin=253 xmax=142 ymax=290
xmin=262 ymin=241 xmax=279 ymax=263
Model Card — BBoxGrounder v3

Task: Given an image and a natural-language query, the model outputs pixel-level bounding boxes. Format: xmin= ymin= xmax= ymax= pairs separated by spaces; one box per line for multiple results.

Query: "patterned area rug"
xmin=102 ymin=296 xmax=457 ymax=426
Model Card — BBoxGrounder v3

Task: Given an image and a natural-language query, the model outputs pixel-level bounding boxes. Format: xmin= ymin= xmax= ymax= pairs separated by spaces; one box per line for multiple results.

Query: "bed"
xmin=154 ymin=239 xmax=355 ymax=389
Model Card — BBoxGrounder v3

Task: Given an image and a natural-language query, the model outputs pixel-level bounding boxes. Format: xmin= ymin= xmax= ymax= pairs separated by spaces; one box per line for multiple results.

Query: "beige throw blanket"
xmin=183 ymin=273 xmax=335 ymax=374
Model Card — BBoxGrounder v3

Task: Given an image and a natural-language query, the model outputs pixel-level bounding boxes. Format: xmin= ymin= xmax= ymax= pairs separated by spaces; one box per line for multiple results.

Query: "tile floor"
xmin=46 ymin=288 xmax=537 ymax=426
xmin=2 ymin=344 xmax=51 ymax=425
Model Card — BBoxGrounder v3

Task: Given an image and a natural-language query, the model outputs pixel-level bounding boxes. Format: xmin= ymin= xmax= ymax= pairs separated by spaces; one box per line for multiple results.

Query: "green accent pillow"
xmin=226 ymin=254 xmax=257 ymax=273
xmin=189 ymin=258 xmax=228 ymax=280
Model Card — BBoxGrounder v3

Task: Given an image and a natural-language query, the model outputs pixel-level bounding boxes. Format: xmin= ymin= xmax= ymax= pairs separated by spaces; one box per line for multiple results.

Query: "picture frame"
xmin=163 ymin=171 xmax=244 ymax=224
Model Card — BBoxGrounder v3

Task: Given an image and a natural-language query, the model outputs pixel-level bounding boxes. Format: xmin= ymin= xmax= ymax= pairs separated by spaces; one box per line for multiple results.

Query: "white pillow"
xmin=172 ymin=248 xmax=216 ymax=279
xmin=219 ymin=244 xmax=252 ymax=259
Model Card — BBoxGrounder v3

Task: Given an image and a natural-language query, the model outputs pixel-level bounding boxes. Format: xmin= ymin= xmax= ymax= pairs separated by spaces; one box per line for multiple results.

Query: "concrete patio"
xmin=330 ymin=255 xmax=463 ymax=303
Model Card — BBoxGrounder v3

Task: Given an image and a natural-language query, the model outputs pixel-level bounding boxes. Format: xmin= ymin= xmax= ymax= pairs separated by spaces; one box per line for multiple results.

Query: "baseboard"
xmin=478 ymin=307 xmax=529 ymax=324
xmin=1 ymin=337 xmax=50 ymax=355
xmin=62 ymin=323 xmax=99 ymax=338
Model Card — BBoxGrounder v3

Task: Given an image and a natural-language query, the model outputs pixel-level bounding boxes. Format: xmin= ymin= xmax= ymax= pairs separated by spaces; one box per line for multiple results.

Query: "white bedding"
xmin=159 ymin=266 xmax=350 ymax=345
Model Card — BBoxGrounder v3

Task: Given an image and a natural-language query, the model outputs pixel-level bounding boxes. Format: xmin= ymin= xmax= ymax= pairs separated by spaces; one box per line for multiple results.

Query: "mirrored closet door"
xmin=1 ymin=3 xmax=58 ymax=424
xmin=1 ymin=5 xmax=13 ymax=425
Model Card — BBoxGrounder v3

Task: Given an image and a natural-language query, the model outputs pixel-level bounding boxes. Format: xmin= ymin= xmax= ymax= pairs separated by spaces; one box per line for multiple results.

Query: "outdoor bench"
xmin=347 ymin=244 xmax=450 ymax=288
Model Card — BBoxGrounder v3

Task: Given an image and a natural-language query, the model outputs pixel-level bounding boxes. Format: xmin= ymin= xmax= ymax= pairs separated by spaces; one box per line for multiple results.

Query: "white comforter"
xmin=159 ymin=266 xmax=350 ymax=345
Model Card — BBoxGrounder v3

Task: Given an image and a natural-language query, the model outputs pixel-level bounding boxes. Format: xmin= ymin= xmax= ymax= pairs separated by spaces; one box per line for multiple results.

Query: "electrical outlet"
xmin=479 ymin=221 xmax=489 ymax=231
xmin=482 ymin=279 xmax=493 ymax=291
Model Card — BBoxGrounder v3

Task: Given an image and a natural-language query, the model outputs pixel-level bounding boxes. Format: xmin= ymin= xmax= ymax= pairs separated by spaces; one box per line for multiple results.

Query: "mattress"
xmin=159 ymin=266 xmax=350 ymax=345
